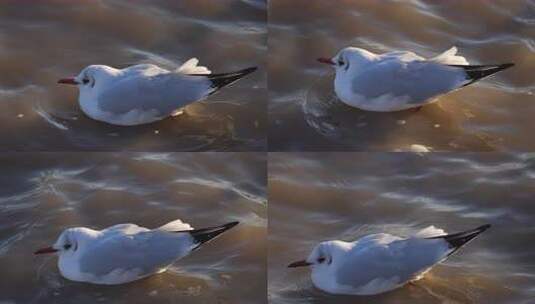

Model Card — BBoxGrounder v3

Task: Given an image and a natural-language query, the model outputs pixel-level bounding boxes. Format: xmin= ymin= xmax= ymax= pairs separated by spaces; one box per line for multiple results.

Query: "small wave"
xmin=34 ymin=106 xmax=69 ymax=131
xmin=382 ymin=192 xmax=467 ymax=213
xmin=0 ymin=84 xmax=40 ymax=98
xmin=173 ymin=177 xmax=266 ymax=206
xmin=0 ymin=222 xmax=37 ymax=256
xmin=240 ymin=0 xmax=266 ymax=10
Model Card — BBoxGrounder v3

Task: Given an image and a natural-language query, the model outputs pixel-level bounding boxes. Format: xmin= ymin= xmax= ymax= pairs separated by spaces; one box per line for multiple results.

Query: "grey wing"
xmin=78 ymin=231 xmax=193 ymax=276
xmin=352 ymin=60 xmax=467 ymax=104
xmin=381 ymin=51 xmax=424 ymax=62
xmin=121 ymin=64 xmax=167 ymax=74
xmin=101 ymin=223 xmax=146 ymax=234
xmin=336 ymin=243 xmax=401 ymax=288
xmin=336 ymin=238 xmax=448 ymax=288
xmin=98 ymin=73 xmax=211 ymax=116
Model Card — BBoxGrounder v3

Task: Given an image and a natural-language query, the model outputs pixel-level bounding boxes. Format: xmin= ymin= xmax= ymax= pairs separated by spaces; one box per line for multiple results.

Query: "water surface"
xmin=268 ymin=0 xmax=534 ymax=151
xmin=269 ymin=152 xmax=535 ymax=303
xmin=0 ymin=152 xmax=266 ymax=303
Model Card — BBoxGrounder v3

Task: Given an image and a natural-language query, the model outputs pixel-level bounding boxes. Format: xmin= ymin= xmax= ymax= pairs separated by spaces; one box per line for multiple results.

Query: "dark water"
xmin=269 ymin=152 xmax=535 ymax=303
xmin=268 ymin=0 xmax=535 ymax=151
xmin=0 ymin=153 xmax=266 ymax=303
xmin=0 ymin=0 xmax=266 ymax=151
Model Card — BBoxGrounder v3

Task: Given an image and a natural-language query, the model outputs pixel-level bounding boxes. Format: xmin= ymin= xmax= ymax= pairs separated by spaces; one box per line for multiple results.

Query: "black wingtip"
xmin=206 ymin=67 xmax=258 ymax=94
xmin=221 ymin=221 xmax=240 ymax=230
xmin=499 ymin=63 xmax=515 ymax=70
xmin=236 ymin=66 xmax=258 ymax=75
xmin=451 ymin=63 xmax=514 ymax=86
xmin=188 ymin=221 xmax=240 ymax=247
xmin=427 ymin=224 xmax=491 ymax=254
xmin=476 ymin=223 xmax=492 ymax=231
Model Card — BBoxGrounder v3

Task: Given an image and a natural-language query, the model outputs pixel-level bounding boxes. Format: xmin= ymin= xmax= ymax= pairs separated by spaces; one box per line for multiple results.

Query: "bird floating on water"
xmin=58 ymin=58 xmax=256 ymax=125
xmin=318 ymin=46 xmax=513 ymax=112
xmin=35 ymin=219 xmax=239 ymax=285
xmin=288 ymin=224 xmax=491 ymax=295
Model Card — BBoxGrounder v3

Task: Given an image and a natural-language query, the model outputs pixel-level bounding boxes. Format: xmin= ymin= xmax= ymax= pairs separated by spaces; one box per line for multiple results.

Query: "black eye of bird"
xmin=338 ymin=59 xmax=344 ymax=66
xmin=64 ymin=244 xmax=72 ymax=250
xmin=317 ymin=257 xmax=326 ymax=263
xmin=82 ymin=78 xmax=89 ymax=84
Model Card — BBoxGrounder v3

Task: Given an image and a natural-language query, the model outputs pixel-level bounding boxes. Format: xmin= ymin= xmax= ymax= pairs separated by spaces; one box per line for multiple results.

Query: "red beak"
xmin=34 ymin=246 xmax=58 ymax=255
xmin=288 ymin=260 xmax=312 ymax=268
xmin=58 ymin=78 xmax=78 ymax=85
xmin=317 ymin=57 xmax=335 ymax=65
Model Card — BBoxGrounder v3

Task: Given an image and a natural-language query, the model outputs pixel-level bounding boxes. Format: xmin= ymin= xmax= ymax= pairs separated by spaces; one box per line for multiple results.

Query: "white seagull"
xmin=317 ymin=47 xmax=513 ymax=112
xmin=34 ymin=219 xmax=239 ymax=285
xmin=58 ymin=59 xmax=257 ymax=125
xmin=288 ymin=224 xmax=490 ymax=296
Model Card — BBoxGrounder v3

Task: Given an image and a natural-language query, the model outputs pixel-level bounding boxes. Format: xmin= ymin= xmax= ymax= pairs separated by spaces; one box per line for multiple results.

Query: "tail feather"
xmin=176 ymin=58 xmax=212 ymax=75
xmin=426 ymin=224 xmax=491 ymax=255
xmin=449 ymin=63 xmax=514 ymax=86
xmin=158 ymin=219 xmax=192 ymax=231
xmin=432 ymin=46 xmax=468 ymax=65
xmin=190 ymin=67 xmax=257 ymax=95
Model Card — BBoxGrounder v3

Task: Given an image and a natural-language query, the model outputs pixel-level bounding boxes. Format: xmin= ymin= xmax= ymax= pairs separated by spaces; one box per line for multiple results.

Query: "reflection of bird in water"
xmin=317 ymin=46 xmax=513 ymax=112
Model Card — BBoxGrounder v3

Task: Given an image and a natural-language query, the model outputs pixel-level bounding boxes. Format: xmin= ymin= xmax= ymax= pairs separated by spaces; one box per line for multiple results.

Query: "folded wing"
xmin=78 ymin=230 xmax=194 ymax=278
xmin=98 ymin=72 xmax=212 ymax=116
xmin=352 ymin=59 xmax=467 ymax=105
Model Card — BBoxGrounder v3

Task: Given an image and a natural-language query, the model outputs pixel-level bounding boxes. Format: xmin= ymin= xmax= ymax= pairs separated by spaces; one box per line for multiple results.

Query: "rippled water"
xmin=269 ymin=152 xmax=535 ymax=303
xmin=0 ymin=0 xmax=266 ymax=151
xmin=3 ymin=1 xmax=535 ymax=304
xmin=0 ymin=153 xmax=266 ymax=303
xmin=269 ymin=0 xmax=535 ymax=151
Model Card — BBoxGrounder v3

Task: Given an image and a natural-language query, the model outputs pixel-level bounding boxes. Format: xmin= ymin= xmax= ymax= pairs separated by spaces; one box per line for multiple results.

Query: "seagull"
xmin=34 ymin=219 xmax=239 ymax=285
xmin=288 ymin=224 xmax=490 ymax=296
xmin=317 ymin=46 xmax=513 ymax=112
xmin=58 ymin=58 xmax=257 ymax=125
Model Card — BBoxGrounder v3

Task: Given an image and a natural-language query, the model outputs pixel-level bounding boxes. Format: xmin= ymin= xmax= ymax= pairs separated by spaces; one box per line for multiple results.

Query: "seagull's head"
xmin=318 ymin=47 xmax=376 ymax=74
xmin=34 ymin=227 xmax=96 ymax=257
xmin=58 ymin=65 xmax=118 ymax=93
xmin=288 ymin=240 xmax=352 ymax=291
xmin=288 ymin=240 xmax=349 ymax=270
